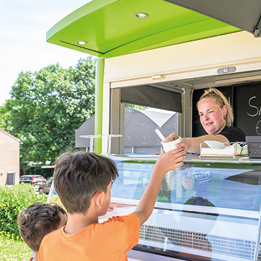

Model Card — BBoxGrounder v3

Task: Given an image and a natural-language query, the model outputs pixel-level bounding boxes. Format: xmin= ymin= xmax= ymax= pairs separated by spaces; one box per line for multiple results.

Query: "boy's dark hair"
xmin=18 ymin=202 xmax=66 ymax=252
xmin=53 ymin=151 xmax=118 ymax=214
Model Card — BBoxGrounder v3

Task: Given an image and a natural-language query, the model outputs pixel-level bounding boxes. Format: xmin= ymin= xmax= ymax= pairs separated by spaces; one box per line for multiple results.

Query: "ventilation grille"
xmin=140 ymin=225 xmax=257 ymax=260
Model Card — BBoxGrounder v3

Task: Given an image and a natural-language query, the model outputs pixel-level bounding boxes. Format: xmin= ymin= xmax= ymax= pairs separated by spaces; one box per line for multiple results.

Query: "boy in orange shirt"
xmin=39 ymin=149 xmax=185 ymax=261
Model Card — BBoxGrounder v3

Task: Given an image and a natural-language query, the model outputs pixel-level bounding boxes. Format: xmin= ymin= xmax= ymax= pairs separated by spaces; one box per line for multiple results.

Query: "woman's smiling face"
xmin=198 ymin=97 xmax=227 ymax=135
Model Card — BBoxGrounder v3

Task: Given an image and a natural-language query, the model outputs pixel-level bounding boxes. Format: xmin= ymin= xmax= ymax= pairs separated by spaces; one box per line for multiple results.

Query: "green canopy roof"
xmin=46 ymin=0 xmax=241 ymax=58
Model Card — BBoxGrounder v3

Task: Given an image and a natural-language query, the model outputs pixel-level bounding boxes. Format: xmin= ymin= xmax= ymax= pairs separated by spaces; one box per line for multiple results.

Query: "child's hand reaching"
xmin=134 ymin=147 xmax=185 ymax=226
xmin=156 ymin=148 xmax=186 ymax=174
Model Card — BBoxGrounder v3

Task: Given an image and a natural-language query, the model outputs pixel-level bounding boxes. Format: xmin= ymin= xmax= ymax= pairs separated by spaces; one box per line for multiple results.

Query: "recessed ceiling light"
xmin=76 ymin=41 xmax=88 ymax=45
xmin=135 ymin=13 xmax=149 ymax=19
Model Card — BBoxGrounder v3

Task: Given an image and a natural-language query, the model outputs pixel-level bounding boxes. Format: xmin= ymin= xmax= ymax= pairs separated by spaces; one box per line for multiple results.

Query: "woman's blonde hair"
xmin=197 ymin=88 xmax=234 ymax=127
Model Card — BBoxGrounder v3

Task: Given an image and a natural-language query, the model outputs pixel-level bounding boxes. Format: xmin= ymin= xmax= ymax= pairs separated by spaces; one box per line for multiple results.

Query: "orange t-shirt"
xmin=38 ymin=213 xmax=140 ymax=261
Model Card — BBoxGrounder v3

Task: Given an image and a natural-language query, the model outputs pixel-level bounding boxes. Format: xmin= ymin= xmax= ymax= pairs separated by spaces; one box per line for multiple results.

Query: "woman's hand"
xmin=164 ymin=133 xmax=179 ymax=143
xmin=175 ymin=139 xmax=189 ymax=153
xmin=164 ymin=133 xmax=189 ymax=153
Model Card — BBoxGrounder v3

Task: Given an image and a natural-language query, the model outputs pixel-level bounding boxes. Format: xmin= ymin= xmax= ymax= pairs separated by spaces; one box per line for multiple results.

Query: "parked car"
xmin=38 ymin=177 xmax=53 ymax=194
xmin=20 ymin=175 xmax=46 ymax=190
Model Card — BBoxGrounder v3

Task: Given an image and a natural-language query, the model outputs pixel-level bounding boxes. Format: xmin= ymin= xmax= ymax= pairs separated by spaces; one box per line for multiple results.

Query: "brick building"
xmin=0 ymin=129 xmax=20 ymax=185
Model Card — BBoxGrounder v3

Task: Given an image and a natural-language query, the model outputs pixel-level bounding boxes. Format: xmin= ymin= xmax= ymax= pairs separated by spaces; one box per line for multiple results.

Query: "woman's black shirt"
xmin=219 ymin=127 xmax=246 ymax=142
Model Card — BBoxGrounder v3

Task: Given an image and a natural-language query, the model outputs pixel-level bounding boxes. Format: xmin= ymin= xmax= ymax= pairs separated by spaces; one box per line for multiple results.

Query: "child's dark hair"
xmin=53 ymin=151 xmax=118 ymax=214
xmin=18 ymin=202 xmax=66 ymax=252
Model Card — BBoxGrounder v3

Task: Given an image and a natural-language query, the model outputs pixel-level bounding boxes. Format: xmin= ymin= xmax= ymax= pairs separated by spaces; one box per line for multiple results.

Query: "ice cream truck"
xmin=47 ymin=1 xmax=261 ymax=260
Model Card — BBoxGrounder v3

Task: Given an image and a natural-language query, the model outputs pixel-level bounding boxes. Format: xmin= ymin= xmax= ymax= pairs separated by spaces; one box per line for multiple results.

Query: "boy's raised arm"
xmin=133 ymin=148 xmax=185 ymax=226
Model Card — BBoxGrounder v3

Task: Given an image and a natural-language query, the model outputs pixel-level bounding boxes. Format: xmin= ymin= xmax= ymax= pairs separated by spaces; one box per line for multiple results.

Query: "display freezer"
xmin=48 ymin=155 xmax=261 ymax=261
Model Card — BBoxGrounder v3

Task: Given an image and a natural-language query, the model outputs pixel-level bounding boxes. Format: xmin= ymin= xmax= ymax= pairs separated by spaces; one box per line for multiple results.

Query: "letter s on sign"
xmin=247 ymin=96 xmax=259 ymax=117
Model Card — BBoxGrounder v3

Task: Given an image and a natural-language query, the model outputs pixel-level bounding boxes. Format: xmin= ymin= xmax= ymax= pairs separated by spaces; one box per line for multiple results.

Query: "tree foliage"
xmin=0 ymin=103 xmax=11 ymax=132
xmin=125 ymin=103 xmax=147 ymax=110
xmin=3 ymin=57 xmax=96 ymax=169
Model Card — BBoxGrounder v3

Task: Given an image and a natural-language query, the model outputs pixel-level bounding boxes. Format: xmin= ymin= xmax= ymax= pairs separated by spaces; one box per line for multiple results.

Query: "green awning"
xmin=46 ymin=0 xmax=241 ymax=58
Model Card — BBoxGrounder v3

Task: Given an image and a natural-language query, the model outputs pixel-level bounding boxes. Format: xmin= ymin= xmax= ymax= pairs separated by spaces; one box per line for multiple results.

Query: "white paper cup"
xmin=161 ymin=138 xmax=181 ymax=152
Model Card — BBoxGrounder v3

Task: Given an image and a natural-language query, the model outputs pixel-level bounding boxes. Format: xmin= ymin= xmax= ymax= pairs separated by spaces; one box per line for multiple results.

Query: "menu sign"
xmin=234 ymin=82 xmax=261 ymax=136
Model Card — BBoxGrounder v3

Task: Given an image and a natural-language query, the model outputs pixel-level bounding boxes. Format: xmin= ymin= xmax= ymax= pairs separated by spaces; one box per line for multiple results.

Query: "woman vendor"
xmin=164 ymin=88 xmax=245 ymax=154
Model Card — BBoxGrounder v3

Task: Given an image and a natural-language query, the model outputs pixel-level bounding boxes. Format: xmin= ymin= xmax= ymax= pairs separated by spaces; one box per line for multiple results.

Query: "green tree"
xmin=5 ymin=56 xmax=96 ymax=169
xmin=0 ymin=103 xmax=11 ymax=132
xmin=125 ymin=103 xmax=147 ymax=110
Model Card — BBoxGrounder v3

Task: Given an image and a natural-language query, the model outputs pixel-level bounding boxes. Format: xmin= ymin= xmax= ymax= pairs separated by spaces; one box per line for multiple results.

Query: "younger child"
xmin=39 ymin=149 xmax=185 ymax=261
xmin=18 ymin=202 xmax=67 ymax=261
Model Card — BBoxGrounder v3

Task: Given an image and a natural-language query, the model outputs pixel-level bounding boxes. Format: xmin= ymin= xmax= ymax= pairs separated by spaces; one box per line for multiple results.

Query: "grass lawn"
xmin=0 ymin=232 xmax=31 ymax=261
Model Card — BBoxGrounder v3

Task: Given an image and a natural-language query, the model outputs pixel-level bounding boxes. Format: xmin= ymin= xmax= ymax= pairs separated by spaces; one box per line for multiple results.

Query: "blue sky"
xmin=0 ymin=0 xmax=92 ymax=106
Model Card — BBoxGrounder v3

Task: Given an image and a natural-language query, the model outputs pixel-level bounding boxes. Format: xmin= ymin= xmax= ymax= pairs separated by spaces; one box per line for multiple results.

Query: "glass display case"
xmin=48 ymin=154 xmax=261 ymax=261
